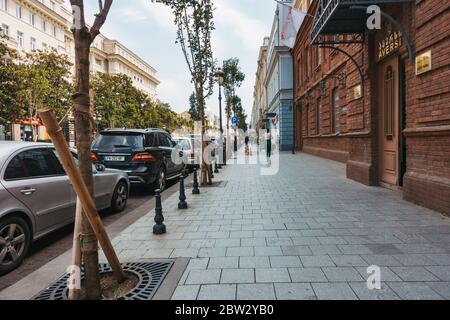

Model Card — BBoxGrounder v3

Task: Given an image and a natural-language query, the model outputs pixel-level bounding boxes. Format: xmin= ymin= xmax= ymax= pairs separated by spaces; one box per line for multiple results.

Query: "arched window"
xmin=384 ymin=66 xmax=394 ymax=139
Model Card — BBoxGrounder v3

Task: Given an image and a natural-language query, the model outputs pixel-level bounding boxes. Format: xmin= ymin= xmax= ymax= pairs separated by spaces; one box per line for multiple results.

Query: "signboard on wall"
xmin=415 ymin=51 xmax=432 ymax=76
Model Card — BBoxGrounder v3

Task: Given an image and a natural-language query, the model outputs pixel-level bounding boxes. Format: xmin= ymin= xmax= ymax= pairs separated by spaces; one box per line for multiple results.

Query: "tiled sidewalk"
xmin=103 ymin=148 xmax=450 ymax=300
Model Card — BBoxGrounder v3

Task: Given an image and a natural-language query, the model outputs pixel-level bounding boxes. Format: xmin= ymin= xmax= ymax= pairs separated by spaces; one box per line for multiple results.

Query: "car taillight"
xmin=131 ymin=152 xmax=156 ymax=162
xmin=186 ymin=151 xmax=194 ymax=159
xmin=91 ymin=152 xmax=99 ymax=162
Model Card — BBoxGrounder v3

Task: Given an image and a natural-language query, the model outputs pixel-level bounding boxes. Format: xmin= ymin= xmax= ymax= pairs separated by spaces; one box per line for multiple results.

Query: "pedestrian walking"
xmin=265 ymin=128 xmax=272 ymax=161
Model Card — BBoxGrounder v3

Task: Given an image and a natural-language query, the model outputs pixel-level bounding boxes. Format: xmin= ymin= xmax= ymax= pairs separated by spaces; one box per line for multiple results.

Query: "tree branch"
xmin=90 ymin=0 xmax=113 ymax=42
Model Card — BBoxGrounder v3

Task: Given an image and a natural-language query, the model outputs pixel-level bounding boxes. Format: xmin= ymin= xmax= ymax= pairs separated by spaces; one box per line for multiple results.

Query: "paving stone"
xmin=355 ymin=266 xmax=402 ymax=282
xmin=281 ymin=246 xmax=313 ymax=256
xmin=425 ymin=282 xmax=450 ymax=299
xmin=338 ymin=245 xmax=373 ymax=255
xmin=214 ymin=238 xmax=241 ymax=248
xmin=388 ymin=282 xmax=443 ymax=300
xmin=240 ymin=257 xmax=270 ymax=269
xmin=221 ymin=269 xmax=255 ymax=284
xmin=171 ymin=285 xmax=200 ymax=300
xmin=349 ymin=283 xmax=400 ymax=300
xmin=170 ymin=248 xmax=199 ymax=258
xmin=255 ymin=268 xmax=291 ymax=283
xmin=301 ymin=255 xmax=335 ymax=267
xmin=309 ymin=245 xmax=342 ymax=255
xmin=186 ymin=269 xmax=221 ymax=285
xmin=274 ymin=283 xmax=316 ymax=300
xmin=187 ymin=258 xmax=209 ymax=270
xmin=226 ymin=247 xmax=254 ymax=257
xmin=189 ymin=239 xmax=215 ymax=248
xmin=270 ymin=256 xmax=302 ymax=268
xmin=254 ymin=246 xmax=283 ymax=256
xmin=361 ymin=255 xmax=403 ymax=267
xmin=365 ymin=244 xmax=404 ymax=255
xmin=322 ymin=267 xmax=365 ymax=282
xmin=312 ymin=283 xmax=358 ymax=300
xmin=198 ymin=285 xmax=236 ymax=300
xmin=241 ymin=238 xmax=267 ymax=247
xmin=198 ymin=247 xmax=227 ymax=258
xmin=237 ymin=284 xmax=276 ymax=300
xmin=426 ymin=254 xmax=450 ymax=266
xmin=329 ymin=255 xmax=368 ymax=267
xmin=425 ymin=266 xmax=450 ymax=281
xmin=208 ymin=257 xmax=239 ymax=269
xmin=289 ymin=268 xmax=328 ymax=282
xmin=390 ymin=267 xmax=440 ymax=282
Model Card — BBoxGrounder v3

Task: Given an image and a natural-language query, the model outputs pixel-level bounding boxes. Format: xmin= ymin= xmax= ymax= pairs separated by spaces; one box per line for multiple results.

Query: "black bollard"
xmin=153 ymin=189 xmax=166 ymax=234
xmin=192 ymin=169 xmax=200 ymax=195
xmin=214 ymin=160 xmax=219 ymax=174
xmin=178 ymin=176 xmax=188 ymax=209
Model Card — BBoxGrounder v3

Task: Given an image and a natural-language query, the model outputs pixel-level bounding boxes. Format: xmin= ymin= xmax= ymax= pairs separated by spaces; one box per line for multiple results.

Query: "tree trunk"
xmin=73 ymin=31 xmax=101 ymax=300
xmin=197 ymin=89 xmax=211 ymax=186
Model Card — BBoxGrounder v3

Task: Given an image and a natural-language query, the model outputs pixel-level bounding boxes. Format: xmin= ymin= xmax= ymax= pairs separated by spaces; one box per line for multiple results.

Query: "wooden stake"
xmin=39 ymin=108 xmax=126 ymax=283
xmin=68 ymin=198 xmax=83 ymax=300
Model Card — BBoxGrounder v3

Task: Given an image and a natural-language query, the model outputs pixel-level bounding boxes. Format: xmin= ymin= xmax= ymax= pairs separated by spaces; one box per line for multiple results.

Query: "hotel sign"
xmin=378 ymin=30 xmax=403 ymax=61
xmin=416 ymin=51 xmax=432 ymax=75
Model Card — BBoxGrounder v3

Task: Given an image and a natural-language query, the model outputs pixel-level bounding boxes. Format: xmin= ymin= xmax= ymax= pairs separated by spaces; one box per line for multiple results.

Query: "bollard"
xmin=214 ymin=160 xmax=220 ymax=173
xmin=153 ymin=189 xmax=166 ymax=234
xmin=192 ymin=169 xmax=200 ymax=195
xmin=178 ymin=176 xmax=188 ymax=209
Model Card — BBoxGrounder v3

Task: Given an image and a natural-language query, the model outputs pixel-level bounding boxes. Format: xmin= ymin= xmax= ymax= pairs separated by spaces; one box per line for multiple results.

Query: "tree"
xmin=233 ymin=95 xmax=248 ymax=132
xmin=188 ymin=92 xmax=200 ymax=121
xmin=152 ymin=0 xmax=216 ymax=186
xmin=222 ymin=58 xmax=245 ymax=128
xmin=69 ymin=0 xmax=114 ymax=300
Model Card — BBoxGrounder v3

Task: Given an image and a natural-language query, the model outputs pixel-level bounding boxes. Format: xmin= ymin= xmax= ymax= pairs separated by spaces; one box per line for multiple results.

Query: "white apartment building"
xmin=251 ymin=37 xmax=270 ymax=132
xmin=0 ymin=0 xmax=160 ymax=99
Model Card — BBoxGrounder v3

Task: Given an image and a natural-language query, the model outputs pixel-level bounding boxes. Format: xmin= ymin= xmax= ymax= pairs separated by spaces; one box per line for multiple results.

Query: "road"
xmin=0 ymin=180 xmax=180 ymax=292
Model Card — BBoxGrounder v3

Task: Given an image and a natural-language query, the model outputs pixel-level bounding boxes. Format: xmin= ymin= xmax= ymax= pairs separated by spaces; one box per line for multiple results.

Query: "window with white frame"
xmin=1 ymin=24 xmax=9 ymax=36
xmin=17 ymin=31 xmax=24 ymax=48
xmin=41 ymin=19 xmax=47 ymax=32
xmin=30 ymin=37 xmax=36 ymax=50
xmin=16 ymin=4 xmax=22 ymax=19
xmin=29 ymin=13 xmax=35 ymax=26
xmin=1 ymin=0 xmax=8 ymax=11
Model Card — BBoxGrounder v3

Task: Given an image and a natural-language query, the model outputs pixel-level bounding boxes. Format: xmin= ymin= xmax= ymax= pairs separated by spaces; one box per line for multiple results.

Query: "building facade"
xmin=293 ymin=0 xmax=450 ymax=215
xmin=264 ymin=0 xmax=295 ymax=151
xmin=0 ymin=0 xmax=160 ymax=100
xmin=251 ymin=37 xmax=269 ymax=133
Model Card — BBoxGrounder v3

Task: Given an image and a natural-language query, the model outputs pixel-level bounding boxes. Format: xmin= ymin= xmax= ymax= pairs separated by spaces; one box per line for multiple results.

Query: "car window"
xmin=167 ymin=136 xmax=177 ymax=148
xmin=176 ymin=139 xmax=191 ymax=150
xmin=158 ymin=133 xmax=171 ymax=147
xmin=93 ymin=133 xmax=143 ymax=149
xmin=4 ymin=148 xmax=63 ymax=180
xmin=145 ymin=133 xmax=158 ymax=148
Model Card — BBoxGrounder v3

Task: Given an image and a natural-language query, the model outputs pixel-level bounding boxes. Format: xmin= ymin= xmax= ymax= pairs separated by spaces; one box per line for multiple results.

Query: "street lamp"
xmin=215 ymin=67 xmax=225 ymax=167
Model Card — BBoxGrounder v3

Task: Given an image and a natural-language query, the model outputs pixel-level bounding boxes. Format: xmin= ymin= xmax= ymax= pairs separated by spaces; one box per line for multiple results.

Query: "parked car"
xmin=91 ymin=128 xmax=185 ymax=191
xmin=0 ymin=142 xmax=130 ymax=275
xmin=174 ymin=136 xmax=201 ymax=171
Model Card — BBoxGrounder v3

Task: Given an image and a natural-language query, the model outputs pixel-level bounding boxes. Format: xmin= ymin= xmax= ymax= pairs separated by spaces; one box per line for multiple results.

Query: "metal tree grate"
xmin=31 ymin=261 xmax=173 ymax=301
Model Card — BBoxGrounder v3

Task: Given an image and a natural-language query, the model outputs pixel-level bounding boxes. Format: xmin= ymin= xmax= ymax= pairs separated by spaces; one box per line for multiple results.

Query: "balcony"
xmin=311 ymin=0 xmax=415 ymax=43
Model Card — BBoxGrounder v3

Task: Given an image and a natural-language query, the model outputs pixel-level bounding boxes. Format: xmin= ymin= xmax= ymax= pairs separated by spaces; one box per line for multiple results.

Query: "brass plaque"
xmin=416 ymin=51 xmax=432 ymax=75
xmin=354 ymin=85 xmax=362 ymax=99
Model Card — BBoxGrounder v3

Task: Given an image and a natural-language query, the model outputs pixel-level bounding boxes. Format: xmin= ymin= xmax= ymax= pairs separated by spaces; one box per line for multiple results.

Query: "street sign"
xmin=231 ymin=116 xmax=238 ymax=125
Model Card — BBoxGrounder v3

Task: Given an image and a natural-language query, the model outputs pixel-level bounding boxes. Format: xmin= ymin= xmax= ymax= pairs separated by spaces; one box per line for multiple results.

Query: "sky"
xmin=81 ymin=0 xmax=277 ymax=124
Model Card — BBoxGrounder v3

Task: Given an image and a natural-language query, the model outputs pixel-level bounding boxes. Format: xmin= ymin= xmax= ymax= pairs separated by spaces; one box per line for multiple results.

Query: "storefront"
xmin=294 ymin=0 xmax=450 ymax=215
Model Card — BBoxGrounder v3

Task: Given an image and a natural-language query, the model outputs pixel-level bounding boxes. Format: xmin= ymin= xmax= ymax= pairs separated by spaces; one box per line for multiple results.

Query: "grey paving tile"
xmin=281 ymin=246 xmax=313 ymax=256
xmin=355 ymin=266 xmax=402 ymax=282
xmin=270 ymin=256 xmax=302 ymax=268
xmin=237 ymin=284 xmax=276 ymax=300
xmin=393 ymin=254 xmax=438 ymax=266
xmin=186 ymin=269 xmax=221 ymax=285
xmin=330 ymin=255 xmax=368 ymax=267
xmin=221 ymin=269 xmax=255 ymax=284
xmin=254 ymin=246 xmax=283 ymax=256
xmin=198 ymin=247 xmax=227 ymax=258
xmin=425 ymin=282 xmax=450 ymax=299
xmin=361 ymin=255 xmax=402 ymax=267
xmin=275 ymin=283 xmax=316 ymax=300
xmin=208 ymin=257 xmax=239 ymax=269
xmin=240 ymin=256 xmax=270 ymax=269
xmin=309 ymin=245 xmax=341 ymax=255
xmin=241 ymin=237 xmax=267 ymax=247
xmin=289 ymin=268 xmax=328 ymax=282
xmin=291 ymin=237 xmax=320 ymax=246
xmin=390 ymin=267 xmax=440 ymax=282
xmin=349 ymin=283 xmax=400 ymax=300
xmin=170 ymin=248 xmax=199 ymax=258
xmin=426 ymin=254 xmax=450 ymax=266
xmin=301 ymin=255 xmax=335 ymax=267
xmin=425 ymin=266 xmax=450 ymax=281
xmin=338 ymin=245 xmax=373 ymax=255
xmin=322 ymin=267 xmax=365 ymax=282
xmin=312 ymin=283 xmax=358 ymax=300
xmin=266 ymin=238 xmax=293 ymax=246
xmin=187 ymin=258 xmax=210 ymax=270
xmin=214 ymin=238 xmax=241 ymax=248
xmin=255 ymin=268 xmax=291 ymax=283
xmin=198 ymin=284 xmax=236 ymax=300
xmin=388 ymin=282 xmax=443 ymax=300
xmin=171 ymin=285 xmax=200 ymax=300
xmin=226 ymin=247 xmax=254 ymax=257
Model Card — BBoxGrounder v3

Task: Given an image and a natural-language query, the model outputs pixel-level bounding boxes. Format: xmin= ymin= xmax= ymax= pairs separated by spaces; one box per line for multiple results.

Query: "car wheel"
xmin=110 ymin=181 xmax=128 ymax=213
xmin=154 ymin=167 xmax=166 ymax=192
xmin=0 ymin=216 xmax=31 ymax=276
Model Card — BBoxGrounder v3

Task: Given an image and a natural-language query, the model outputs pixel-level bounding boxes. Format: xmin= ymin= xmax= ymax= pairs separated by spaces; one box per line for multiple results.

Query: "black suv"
xmin=91 ymin=129 xmax=185 ymax=191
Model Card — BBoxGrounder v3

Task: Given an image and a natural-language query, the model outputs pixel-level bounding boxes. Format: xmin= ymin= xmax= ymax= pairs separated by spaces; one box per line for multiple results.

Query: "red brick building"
xmin=293 ymin=0 xmax=450 ymax=215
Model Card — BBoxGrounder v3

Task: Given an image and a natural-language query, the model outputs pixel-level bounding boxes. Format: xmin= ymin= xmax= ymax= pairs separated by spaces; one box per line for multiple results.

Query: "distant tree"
xmin=188 ymin=92 xmax=200 ymax=121
xmin=222 ymin=58 xmax=245 ymax=127
xmin=153 ymin=0 xmax=216 ymax=185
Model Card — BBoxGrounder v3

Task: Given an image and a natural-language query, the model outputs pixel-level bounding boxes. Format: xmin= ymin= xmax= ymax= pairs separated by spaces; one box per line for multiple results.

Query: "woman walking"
xmin=265 ymin=128 xmax=272 ymax=161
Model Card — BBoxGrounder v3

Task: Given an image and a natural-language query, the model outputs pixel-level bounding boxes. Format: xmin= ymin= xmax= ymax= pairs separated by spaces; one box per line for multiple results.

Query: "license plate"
xmin=104 ymin=156 xmax=125 ymax=162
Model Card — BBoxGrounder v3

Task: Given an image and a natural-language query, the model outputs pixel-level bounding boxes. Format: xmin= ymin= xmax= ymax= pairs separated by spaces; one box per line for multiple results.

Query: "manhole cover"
xmin=32 ymin=261 xmax=173 ymax=300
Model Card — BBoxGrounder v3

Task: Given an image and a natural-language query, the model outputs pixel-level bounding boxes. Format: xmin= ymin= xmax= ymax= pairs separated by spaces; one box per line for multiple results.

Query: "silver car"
xmin=0 ymin=142 xmax=130 ymax=275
